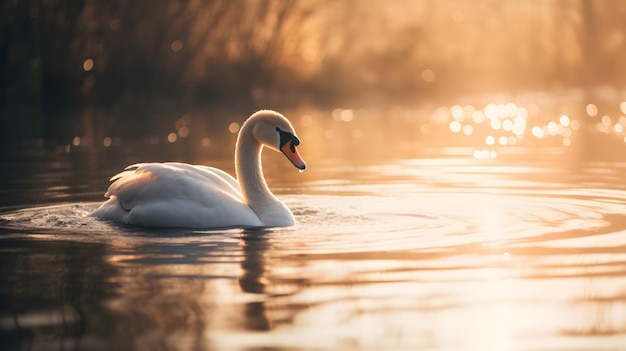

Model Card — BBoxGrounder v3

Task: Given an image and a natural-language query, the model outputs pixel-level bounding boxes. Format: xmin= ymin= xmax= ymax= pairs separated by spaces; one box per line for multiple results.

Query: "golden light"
xmin=171 ymin=40 xmax=183 ymax=52
xmin=502 ymin=119 xmax=513 ymax=131
xmin=472 ymin=110 xmax=485 ymax=123
xmin=421 ymin=69 xmax=436 ymax=82
xmin=512 ymin=116 xmax=526 ymax=135
xmin=621 ymin=102 xmax=626 ymax=114
xmin=178 ymin=126 xmax=190 ymax=138
xmin=201 ymin=137 xmax=211 ymax=147
xmin=586 ymin=103 xmax=598 ymax=117
xmin=559 ymin=115 xmax=570 ymax=127
xmin=462 ymin=124 xmax=473 ymax=136
xmin=485 ymin=104 xmax=498 ymax=120
xmin=517 ymin=106 xmax=528 ymax=119
xmin=449 ymin=121 xmax=462 ymax=133
xmin=485 ymin=135 xmax=495 ymax=145
xmin=532 ymin=126 xmax=544 ymax=139
xmin=602 ymin=115 xmax=612 ymax=127
xmin=83 ymin=59 xmax=94 ymax=72
xmin=547 ymin=121 xmax=560 ymax=136
xmin=473 ymin=149 xmax=498 ymax=159
xmin=451 ymin=105 xmax=465 ymax=121
xmin=490 ymin=119 xmax=502 ymax=130
xmin=228 ymin=122 xmax=240 ymax=134
xmin=103 ymin=137 xmax=112 ymax=147
xmin=72 ymin=136 xmax=81 ymax=146
xmin=340 ymin=109 xmax=353 ymax=122
xmin=167 ymin=132 xmax=177 ymax=143
xmin=504 ymin=102 xmax=518 ymax=116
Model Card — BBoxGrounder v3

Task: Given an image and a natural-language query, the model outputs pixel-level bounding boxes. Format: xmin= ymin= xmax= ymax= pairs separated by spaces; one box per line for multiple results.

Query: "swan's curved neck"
xmin=235 ymin=124 xmax=276 ymax=210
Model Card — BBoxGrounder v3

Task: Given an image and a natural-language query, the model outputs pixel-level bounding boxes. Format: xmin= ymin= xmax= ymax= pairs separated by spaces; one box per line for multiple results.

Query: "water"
xmin=2 ymin=103 xmax=626 ymax=350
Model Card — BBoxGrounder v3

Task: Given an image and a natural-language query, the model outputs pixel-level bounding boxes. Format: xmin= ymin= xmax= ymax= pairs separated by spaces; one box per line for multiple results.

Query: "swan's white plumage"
xmin=90 ymin=110 xmax=305 ymax=228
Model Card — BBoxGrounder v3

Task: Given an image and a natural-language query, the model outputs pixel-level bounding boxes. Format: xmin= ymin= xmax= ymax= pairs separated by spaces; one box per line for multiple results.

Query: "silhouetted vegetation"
xmin=1 ymin=0 xmax=625 ymax=146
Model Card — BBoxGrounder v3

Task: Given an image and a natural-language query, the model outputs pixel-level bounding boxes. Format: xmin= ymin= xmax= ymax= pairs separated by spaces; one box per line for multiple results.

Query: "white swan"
xmin=90 ymin=110 xmax=306 ymax=228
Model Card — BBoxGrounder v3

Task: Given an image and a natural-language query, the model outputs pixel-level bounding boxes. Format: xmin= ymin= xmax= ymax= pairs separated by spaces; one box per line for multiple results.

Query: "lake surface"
xmin=1 ymin=101 xmax=626 ymax=350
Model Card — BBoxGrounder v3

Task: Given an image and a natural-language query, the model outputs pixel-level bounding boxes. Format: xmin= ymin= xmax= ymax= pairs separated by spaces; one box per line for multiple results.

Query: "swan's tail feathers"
xmin=89 ymin=195 xmax=130 ymax=222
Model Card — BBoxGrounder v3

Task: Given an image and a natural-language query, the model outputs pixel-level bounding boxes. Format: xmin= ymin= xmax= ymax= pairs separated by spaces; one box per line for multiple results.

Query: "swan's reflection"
xmin=238 ymin=230 xmax=272 ymax=331
xmin=1 ymin=224 xmax=320 ymax=348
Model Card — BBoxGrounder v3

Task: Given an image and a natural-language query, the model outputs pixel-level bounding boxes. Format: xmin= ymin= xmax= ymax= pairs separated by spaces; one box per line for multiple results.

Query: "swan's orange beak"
xmin=277 ymin=127 xmax=306 ymax=171
xmin=281 ymin=141 xmax=306 ymax=170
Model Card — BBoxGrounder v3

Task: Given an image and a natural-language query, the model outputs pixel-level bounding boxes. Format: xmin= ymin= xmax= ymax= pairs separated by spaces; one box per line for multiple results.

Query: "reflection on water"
xmin=2 ymin=100 xmax=626 ymax=350
xmin=2 ymin=157 xmax=626 ymax=350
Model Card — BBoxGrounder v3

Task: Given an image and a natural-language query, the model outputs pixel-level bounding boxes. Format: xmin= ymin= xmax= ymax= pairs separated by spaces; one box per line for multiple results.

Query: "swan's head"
xmin=249 ymin=110 xmax=307 ymax=170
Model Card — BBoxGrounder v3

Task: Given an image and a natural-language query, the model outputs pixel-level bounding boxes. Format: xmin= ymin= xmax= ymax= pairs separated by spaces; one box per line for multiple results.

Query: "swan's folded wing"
xmin=92 ymin=163 xmax=261 ymax=228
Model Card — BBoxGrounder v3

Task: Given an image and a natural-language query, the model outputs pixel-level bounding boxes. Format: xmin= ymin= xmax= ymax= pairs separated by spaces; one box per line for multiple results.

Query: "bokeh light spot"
xmin=586 ymin=103 xmax=598 ymax=117
xmin=421 ymin=69 xmax=435 ymax=82
xmin=171 ymin=40 xmax=183 ymax=52
xmin=502 ymin=119 xmax=513 ymax=131
xmin=490 ymin=118 xmax=502 ymax=130
xmin=83 ymin=59 xmax=94 ymax=72
xmin=462 ymin=124 xmax=473 ymax=136
xmin=228 ymin=122 xmax=240 ymax=134
xmin=472 ymin=110 xmax=485 ymax=123
xmin=340 ymin=109 xmax=354 ymax=122
xmin=449 ymin=121 xmax=462 ymax=133
xmin=451 ymin=105 xmax=465 ymax=121
xmin=178 ymin=126 xmax=189 ymax=138
xmin=167 ymin=132 xmax=177 ymax=143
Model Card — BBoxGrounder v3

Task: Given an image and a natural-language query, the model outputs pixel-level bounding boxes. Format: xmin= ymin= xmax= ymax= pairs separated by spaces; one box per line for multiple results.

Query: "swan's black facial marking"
xmin=276 ymin=127 xmax=300 ymax=153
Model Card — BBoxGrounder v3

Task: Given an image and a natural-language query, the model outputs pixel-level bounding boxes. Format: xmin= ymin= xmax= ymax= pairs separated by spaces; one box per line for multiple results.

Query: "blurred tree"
xmin=1 ymin=0 xmax=626 ymax=147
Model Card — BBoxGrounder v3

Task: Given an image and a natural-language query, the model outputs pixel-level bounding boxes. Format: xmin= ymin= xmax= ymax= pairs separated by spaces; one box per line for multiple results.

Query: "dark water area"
xmin=2 ymin=99 xmax=626 ymax=350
